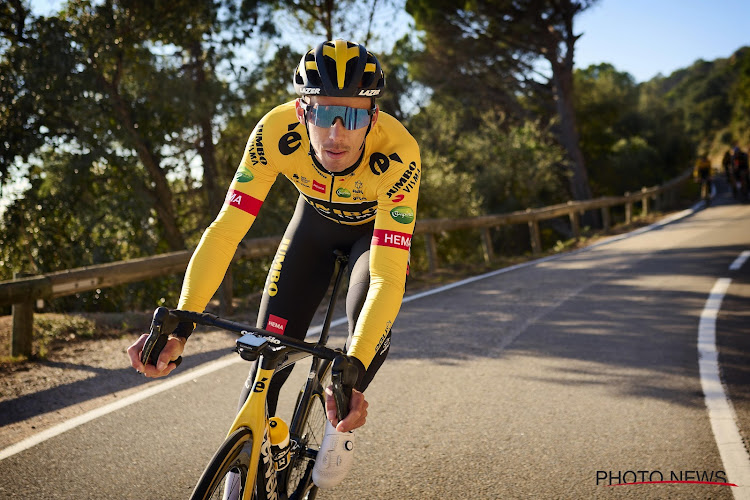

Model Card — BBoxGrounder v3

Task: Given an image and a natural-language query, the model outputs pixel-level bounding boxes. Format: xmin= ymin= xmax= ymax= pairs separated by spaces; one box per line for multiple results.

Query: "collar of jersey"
xmin=310 ymin=147 xmax=366 ymax=177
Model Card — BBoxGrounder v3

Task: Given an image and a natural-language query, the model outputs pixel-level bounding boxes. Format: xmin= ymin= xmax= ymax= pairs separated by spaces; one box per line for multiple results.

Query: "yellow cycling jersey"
xmin=177 ymin=100 xmax=421 ymax=369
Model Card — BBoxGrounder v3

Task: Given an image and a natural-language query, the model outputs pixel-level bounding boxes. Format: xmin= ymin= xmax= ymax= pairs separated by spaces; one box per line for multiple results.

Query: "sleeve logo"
xmin=390 ymin=206 xmax=415 ymax=224
xmin=372 ymin=229 xmax=412 ymax=250
xmin=235 ymin=166 xmax=254 ymax=182
xmin=225 ymin=189 xmax=263 ymax=216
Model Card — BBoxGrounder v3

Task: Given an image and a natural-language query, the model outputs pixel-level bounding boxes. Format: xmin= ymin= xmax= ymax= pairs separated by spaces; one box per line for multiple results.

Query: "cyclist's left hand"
xmin=324 ymin=386 xmax=368 ymax=432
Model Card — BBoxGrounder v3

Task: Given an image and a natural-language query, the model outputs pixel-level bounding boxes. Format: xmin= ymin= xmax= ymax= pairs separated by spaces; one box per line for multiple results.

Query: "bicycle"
xmin=140 ymin=251 xmax=360 ymax=500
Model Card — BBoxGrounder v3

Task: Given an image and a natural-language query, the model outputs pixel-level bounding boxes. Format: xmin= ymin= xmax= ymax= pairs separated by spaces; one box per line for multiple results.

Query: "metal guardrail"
xmin=1 ymin=169 xmax=692 ymax=356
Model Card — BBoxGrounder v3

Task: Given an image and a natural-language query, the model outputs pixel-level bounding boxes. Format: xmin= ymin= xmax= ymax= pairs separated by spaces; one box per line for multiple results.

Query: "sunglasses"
xmin=301 ymin=102 xmax=374 ymax=130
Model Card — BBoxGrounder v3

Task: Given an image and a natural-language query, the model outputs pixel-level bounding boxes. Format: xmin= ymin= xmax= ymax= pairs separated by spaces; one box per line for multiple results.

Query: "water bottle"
xmin=268 ymin=416 xmax=290 ymax=471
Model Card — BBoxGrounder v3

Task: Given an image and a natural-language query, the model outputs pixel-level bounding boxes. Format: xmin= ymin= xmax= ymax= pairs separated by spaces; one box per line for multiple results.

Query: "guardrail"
xmin=1 ymin=169 xmax=692 ymax=357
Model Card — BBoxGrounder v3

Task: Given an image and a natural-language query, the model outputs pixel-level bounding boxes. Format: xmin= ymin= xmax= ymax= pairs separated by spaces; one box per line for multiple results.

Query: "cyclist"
xmin=693 ymin=153 xmax=712 ymax=203
xmin=722 ymin=149 xmax=733 ymax=184
xmin=128 ymin=39 xmax=421 ymax=487
xmin=732 ymin=146 xmax=749 ymax=200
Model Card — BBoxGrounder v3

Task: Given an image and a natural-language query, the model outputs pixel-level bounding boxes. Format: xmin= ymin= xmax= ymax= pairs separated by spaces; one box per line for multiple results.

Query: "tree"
xmin=406 ymin=0 xmax=598 ymax=203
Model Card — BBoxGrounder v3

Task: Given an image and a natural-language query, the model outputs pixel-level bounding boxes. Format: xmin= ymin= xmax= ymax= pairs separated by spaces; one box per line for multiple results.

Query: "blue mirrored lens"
xmin=308 ymin=104 xmax=372 ymax=130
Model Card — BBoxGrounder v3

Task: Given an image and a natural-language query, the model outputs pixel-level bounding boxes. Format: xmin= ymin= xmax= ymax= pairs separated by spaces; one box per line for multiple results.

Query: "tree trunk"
xmin=546 ymin=2 xmax=593 ymax=203
xmin=109 ymin=91 xmax=186 ymax=250
xmin=190 ymin=42 xmax=224 ymax=216
xmin=550 ymin=59 xmax=593 ymax=202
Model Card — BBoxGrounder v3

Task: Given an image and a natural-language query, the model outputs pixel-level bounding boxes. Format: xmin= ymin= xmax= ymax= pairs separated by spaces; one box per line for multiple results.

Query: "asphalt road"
xmin=2 ymin=188 xmax=749 ymax=500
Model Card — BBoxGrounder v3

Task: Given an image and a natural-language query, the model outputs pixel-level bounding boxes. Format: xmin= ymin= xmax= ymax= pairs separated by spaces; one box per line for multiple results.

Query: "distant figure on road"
xmin=732 ymin=146 xmax=749 ymax=201
xmin=722 ymin=149 xmax=733 ymax=183
xmin=693 ymin=153 xmax=713 ymax=204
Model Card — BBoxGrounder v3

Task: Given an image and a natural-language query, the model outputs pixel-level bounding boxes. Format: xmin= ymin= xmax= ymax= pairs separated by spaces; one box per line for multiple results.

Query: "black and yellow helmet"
xmin=293 ymin=39 xmax=385 ymax=98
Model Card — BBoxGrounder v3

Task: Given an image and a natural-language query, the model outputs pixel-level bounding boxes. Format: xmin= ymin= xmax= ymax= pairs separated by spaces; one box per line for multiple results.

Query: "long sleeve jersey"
xmin=176 ymin=100 xmax=421 ymax=369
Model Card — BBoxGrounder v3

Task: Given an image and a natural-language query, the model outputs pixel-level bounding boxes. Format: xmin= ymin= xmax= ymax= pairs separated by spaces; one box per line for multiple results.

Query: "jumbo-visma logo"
xmin=390 ymin=206 xmax=414 ymax=224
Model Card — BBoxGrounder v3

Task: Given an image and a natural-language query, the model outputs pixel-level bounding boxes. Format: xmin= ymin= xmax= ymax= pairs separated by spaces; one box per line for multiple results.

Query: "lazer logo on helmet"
xmin=358 ymin=89 xmax=381 ymax=96
xmin=301 ymin=87 xmax=321 ymax=94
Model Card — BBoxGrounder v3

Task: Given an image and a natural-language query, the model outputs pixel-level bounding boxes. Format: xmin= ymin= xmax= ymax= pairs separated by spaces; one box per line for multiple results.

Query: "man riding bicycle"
xmin=693 ymin=153 xmax=712 ymax=203
xmin=128 ymin=39 xmax=421 ymax=488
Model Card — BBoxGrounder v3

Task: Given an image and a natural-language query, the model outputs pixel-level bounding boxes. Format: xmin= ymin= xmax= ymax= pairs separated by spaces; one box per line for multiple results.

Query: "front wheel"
xmin=190 ymin=428 xmax=253 ymax=500
xmin=284 ymin=367 xmax=331 ymax=500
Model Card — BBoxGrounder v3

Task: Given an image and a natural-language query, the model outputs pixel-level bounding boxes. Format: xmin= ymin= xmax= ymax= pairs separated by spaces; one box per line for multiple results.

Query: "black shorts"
xmin=239 ymin=196 xmax=395 ymax=412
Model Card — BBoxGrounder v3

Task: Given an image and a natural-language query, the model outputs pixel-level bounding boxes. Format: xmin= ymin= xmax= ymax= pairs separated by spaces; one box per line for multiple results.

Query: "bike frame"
xmin=171 ymin=252 xmax=350 ymax=500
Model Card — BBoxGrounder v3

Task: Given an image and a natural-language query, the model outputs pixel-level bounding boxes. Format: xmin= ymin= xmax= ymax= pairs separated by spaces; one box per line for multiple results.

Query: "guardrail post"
xmin=567 ymin=203 xmax=580 ymax=240
xmin=528 ymin=220 xmax=542 ymax=255
xmin=480 ymin=228 xmax=494 ymax=263
xmin=11 ymin=272 xmax=34 ymax=358
xmin=641 ymin=187 xmax=649 ymax=216
xmin=601 ymin=206 xmax=611 ymax=231
xmin=424 ymin=233 xmax=439 ymax=272
xmin=624 ymin=192 xmax=632 ymax=224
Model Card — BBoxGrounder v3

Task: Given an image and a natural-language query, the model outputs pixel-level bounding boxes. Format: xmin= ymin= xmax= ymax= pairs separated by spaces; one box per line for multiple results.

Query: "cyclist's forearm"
xmin=178 ymin=212 xmax=253 ymax=313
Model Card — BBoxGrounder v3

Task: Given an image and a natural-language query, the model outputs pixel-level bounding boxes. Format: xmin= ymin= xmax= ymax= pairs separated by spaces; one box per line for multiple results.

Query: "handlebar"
xmin=143 ymin=307 xmax=362 ymax=420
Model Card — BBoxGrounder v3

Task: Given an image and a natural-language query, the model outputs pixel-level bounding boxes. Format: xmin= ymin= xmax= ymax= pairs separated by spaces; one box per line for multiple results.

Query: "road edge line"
xmin=0 ymin=355 xmax=241 ymax=461
xmin=698 ymin=278 xmax=750 ymax=495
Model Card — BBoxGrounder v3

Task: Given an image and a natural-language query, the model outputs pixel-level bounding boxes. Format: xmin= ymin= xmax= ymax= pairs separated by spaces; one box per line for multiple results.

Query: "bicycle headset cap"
xmin=293 ymin=39 xmax=385 ymax=99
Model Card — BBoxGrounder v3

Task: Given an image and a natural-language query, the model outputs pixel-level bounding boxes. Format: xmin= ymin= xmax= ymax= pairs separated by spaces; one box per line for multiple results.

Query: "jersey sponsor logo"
xmin=235 ymin=166 xmax=254 ymax=182
xmin=225 ymin=189 xmax=263 ymax=215
xmin=336 ymin=187 xmax=351 ymax=198
xmin=292 ymin=173 xmax=310 ymax=187
xmin=391 ymin=194 xmax=404 ymax=202
xmin=279 ymin=122 xmax=303 ymax=155
xmin=247 ymin=124 xmax=267 ymax=166
xmin=265 ymin=238 xmax=290 ymax=297
xmin=266 ymin=314 xmax=288 ymax=334
xmin=369 ymin=151 xmax=402 ymax=175
xmin=312 ymin=180 xmax=326 ymax=193
xmin=358 ymin=89 xmax=381 ymax=96
xmin=372 ymin=229 xmax=412 ymax=250
xmin=302 ymin=195 xmax=377 ymax=223
xmin=386 ymin=161 xmax=420 ymax=198
xmin=390 ymin=206 xmax=415 ymax=224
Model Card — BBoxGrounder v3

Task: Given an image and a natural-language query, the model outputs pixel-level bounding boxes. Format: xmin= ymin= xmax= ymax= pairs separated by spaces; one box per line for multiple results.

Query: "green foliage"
xmin=574 ymin=62 xmax=696 ymax=195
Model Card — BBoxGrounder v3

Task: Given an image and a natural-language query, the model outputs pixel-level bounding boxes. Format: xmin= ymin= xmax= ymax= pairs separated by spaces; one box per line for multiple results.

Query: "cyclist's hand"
xmin=127 ymin=334 xmax=186 ymax=378
xmin=324 ymin=386 xmax=368 ymax=432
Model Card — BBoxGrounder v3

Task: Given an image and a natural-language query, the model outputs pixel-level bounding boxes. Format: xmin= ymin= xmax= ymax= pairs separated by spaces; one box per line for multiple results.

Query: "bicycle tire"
xmin=285 ymin=367 xmax=331 ymax=500
xmin=190 ymin=427 xmax=253 ymax=500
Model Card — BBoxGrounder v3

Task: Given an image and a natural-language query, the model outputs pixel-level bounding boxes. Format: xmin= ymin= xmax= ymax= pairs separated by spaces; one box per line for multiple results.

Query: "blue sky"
xmin=575 ymin=0 xmax=750 ymax=82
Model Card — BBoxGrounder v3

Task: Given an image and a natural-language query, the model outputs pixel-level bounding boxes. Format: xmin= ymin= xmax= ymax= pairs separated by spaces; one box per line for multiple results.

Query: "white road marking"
xmin=0 ymin=204 xmax=700 ymax=460
xmin=0 ymin=355 xmax=241 ymax=461
xmin=698 ymin=278 xmax=750 ymax=497
xmin=729 ymin=250 xmax=750 ymax=271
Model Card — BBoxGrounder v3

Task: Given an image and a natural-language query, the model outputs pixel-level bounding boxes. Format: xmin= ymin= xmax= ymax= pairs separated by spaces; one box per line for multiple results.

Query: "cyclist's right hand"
xmin=127 ymin=331 xmax=186 ymax=378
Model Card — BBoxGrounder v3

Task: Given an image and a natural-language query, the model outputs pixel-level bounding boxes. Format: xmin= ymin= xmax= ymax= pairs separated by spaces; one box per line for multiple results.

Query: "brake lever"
xmin=141 ymin=306 xmax=182 ymax=369
xmin=331 ymin=355 xmax=359 ymax=423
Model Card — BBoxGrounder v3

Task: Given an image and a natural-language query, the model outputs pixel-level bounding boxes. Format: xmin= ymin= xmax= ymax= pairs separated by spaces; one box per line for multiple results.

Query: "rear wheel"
xmin=190 ymin=428 xmax=253 ymax=500
xmin=285 ymin=367 xmax=331 ymax=500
